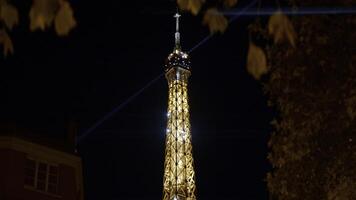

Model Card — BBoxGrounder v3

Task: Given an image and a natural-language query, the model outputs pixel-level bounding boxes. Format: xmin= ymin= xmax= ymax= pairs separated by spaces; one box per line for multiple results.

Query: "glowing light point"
xmin=176 ymin=72 xmax=180 ymax=79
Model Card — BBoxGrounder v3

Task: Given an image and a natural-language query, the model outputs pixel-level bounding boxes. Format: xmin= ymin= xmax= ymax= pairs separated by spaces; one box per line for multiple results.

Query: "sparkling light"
xmin=163 ymin=11 xmax=196 ymax=200
xmin=163 ymin=66 xmax=196 ymax=200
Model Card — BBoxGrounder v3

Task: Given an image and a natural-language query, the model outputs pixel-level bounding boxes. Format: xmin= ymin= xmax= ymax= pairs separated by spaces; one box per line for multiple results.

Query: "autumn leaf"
xmin=223 ymin=0 xmax=238 ymax=8
xmin=29 ymin=0 xmax=59 ymax=31
xmin=1 ymin=3 xmax=19 ymax=30
xmin=54 ymin=0 xmax=76 ymax=36
xmin=178 ymin=0 xmax=205 ymax=15
xmin=268 ymin=11 xmax=296 ymax=47
xmin=247 ymin=42 xmax=267 ymax=79
xmin=0 ymin=29 xmax=14 ymax=57
xmin=202 ymin=8 xmax=228 ymax=33
xmin=345 ymin=95 xmax=356 ymax=120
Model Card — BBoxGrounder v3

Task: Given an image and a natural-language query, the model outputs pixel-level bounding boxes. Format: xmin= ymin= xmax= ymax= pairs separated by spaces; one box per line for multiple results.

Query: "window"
xmin=37 ymin=162 xmax=47 ymax=191
xmin=24 ymin=159 xmax=36 ymax=187
xmin=24 ymin=158 xmax=59 ymax=195
xmin=48 ymin=165 xmax=59 ymax=194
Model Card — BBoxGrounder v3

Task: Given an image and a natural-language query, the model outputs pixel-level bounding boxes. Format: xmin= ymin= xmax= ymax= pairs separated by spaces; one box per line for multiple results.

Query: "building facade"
xmin=0 ymin=136 xmax=83 ymax=200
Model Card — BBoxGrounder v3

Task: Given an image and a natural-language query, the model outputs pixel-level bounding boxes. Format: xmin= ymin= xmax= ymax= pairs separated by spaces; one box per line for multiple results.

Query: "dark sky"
xmin=1 ymin=0 xmax=274 ymax=199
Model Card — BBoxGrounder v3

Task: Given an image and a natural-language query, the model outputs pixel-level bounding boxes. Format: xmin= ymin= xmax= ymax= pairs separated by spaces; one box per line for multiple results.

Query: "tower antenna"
xmin=174 ymin=11 xmax=181 ymax=50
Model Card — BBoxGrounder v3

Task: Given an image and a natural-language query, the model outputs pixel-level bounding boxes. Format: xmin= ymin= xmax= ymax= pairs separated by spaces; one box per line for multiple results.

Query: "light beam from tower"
xmin=162 ymin=12 xmax=196 ymax=200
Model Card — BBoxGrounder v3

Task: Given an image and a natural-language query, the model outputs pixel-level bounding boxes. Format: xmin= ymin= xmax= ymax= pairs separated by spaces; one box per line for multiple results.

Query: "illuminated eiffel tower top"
xmin=162 ymin=12 xmax=197 ymax=200
xmin=165 ymin=12 xmax=191 ymax=73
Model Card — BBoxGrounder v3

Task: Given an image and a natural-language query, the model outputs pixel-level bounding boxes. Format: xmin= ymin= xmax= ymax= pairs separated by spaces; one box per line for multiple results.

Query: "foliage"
xmin=264 ymin=0 xmax=356 ymax=199
xmin=1 ymin=2 xmax=18 ymax=30
xmin=0 ymin=29 xmax=13 ymax=56
xmin=179 ymin=0 xmax=356 ymax=198
xmin=268 ymin=11 xmax=296 ymax=47
xmin=54 ymin=0 xmax=76 ymax=36
xmin=247 ymin=41 xmax=267 ymax=79
xmin=178 ymin=0 xmax=237 ymax=33
xmin=177 ymin=0 xmax=206 ymax=15
xmin=177 ymin=0 xmax=297 ymax=78
xmin=0 ymin=0 xmax=76 ymax=56
xmin=247 ymin=11 xmax=296 ymax=79
xmin=202 ymin=8 xmax=228 ymax=33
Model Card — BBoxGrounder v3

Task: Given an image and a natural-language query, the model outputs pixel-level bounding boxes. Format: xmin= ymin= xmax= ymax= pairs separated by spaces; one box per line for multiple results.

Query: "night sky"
xmin=1 ymin=0 xmax=274 ymax=199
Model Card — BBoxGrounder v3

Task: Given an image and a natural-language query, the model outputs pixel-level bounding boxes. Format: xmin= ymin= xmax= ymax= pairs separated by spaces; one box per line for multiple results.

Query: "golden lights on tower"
xmin=162 ymin=12 xmax=196 ymax=200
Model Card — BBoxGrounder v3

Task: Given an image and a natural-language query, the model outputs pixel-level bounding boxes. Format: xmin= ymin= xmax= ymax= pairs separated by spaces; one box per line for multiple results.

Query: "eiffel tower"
xmin=162 ymin=12 xmax=197 ymax=200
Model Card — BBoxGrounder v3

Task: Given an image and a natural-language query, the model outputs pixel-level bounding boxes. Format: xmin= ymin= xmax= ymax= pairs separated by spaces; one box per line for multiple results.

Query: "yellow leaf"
xmin=223 ymin=0 xmax=238 ymax=8
xmin=178 ymin=0 xmax=205 ymax=15
xmin=268 ymin=11 xmax=296 ymax=47
xmin=177 ymin=0 xmax=189 ymax=10
xmin=0 ymin=29 xmax=14 ymax=57
xmin=29 ymin=0 xmax=59 ymax=31
xmin=1 ymin=3 xmax=19 ymax=30
xmin=54 ymin=0 xmax=76 ymax=36
xmin=247 ymin=42 xmax=267 ymax=79
xmin=189 ymin=0 xmax=204 ymax=15
xmin=202 ymin=8 xmax=228 ymax=34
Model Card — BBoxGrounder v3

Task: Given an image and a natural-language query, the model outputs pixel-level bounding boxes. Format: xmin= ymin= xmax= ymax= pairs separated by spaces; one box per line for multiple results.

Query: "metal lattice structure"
xmin=162 ymin=13 xmax=196 ymax=200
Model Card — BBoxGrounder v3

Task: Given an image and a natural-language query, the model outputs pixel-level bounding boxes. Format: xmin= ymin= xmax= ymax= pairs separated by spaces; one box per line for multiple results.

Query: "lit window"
xmin=24 ymin=158 xmax=59 ymax=195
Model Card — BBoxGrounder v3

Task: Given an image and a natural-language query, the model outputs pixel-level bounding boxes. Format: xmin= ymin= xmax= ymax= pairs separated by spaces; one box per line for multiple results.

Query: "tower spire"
xmin=174 ymin=11 xmax=181 ymax=50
